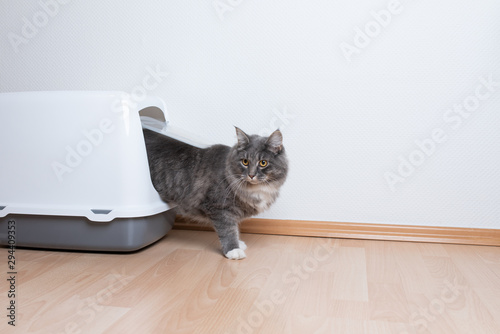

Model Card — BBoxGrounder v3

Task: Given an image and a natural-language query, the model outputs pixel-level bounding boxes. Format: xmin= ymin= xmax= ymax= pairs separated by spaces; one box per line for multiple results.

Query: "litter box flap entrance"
xmin=0 ymin=91 xmax=171 ymax=222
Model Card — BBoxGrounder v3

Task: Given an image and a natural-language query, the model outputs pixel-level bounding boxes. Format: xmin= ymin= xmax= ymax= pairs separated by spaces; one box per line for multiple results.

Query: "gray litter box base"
xmin=0 ymin=210 xmax=175 ymax=252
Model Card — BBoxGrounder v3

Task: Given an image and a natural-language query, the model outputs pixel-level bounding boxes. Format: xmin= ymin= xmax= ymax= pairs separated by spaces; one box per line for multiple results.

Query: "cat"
xmin=143 ymin=127 xmax=288 ymax=260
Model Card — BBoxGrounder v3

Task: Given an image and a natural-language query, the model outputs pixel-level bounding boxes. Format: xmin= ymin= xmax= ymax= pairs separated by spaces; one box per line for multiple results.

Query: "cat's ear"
xmin=235 ymin=126 xmax=250 ymax=150
xmin=266 ymin=129 xmax=283 ymax=154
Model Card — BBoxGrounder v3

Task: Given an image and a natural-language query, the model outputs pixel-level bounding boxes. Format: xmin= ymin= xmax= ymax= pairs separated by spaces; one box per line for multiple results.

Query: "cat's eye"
xmin=259 ymin=160 xmax=268 ymax=167
xmin=241 ymin=159 xmax=249 ymax=166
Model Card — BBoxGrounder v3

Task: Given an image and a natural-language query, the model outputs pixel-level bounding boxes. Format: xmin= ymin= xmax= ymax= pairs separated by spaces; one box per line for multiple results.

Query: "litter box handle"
xmin=134 ymin=95 xmax=168 ymax=122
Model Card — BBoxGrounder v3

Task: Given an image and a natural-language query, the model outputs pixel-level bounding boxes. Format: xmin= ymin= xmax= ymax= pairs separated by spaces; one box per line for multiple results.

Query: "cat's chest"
xmin=246 ymin=187 xmax=277 ymax=213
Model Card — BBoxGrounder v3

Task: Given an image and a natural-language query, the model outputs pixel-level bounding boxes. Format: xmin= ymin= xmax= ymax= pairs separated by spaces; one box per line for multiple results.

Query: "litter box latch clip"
xmin=91 ymin=209 xmax=113 ymax=215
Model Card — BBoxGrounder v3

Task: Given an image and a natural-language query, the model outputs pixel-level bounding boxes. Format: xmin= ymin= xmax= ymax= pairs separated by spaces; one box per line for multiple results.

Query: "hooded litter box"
xmin=0 ymin=91 xmax=195 ymax=252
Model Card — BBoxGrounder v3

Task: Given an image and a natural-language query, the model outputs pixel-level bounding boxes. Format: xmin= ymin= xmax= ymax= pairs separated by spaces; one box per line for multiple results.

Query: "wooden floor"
xmin=2 ymin=230 xmax=500 ymax=334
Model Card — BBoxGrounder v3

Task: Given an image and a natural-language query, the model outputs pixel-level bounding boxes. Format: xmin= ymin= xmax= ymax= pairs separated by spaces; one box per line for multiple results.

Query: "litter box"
xmin=0 ymin=91 xmax=203 ymax=252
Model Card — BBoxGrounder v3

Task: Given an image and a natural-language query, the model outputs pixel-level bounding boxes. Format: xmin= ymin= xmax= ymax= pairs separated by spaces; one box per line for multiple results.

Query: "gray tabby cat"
xmin=143 ymin=127 xmax=288 ymax=260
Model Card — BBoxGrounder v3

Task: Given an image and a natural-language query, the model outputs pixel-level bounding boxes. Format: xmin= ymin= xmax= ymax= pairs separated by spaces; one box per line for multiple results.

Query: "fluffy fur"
xmin=143 ymin=127 xmax=288 ymax=259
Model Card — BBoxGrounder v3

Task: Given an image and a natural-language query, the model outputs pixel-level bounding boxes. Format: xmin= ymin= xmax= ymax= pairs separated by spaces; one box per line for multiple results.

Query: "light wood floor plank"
xmin=443 ymin=244 xmax=500 ymax=329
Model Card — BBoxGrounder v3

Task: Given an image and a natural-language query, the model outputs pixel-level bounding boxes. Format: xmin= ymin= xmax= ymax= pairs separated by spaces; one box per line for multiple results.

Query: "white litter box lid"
xmin=0 ymin=91 xmax=173 ymax=222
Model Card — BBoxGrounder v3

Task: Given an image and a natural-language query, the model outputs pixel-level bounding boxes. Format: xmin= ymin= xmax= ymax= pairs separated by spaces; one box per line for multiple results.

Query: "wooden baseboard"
xmin=174 ymin=217 xmax=500 ymax=247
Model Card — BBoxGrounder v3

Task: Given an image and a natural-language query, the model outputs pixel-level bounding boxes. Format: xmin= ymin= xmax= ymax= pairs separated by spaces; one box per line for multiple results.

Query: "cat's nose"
xmin=249 ymin=174 xmax=255 ymax=179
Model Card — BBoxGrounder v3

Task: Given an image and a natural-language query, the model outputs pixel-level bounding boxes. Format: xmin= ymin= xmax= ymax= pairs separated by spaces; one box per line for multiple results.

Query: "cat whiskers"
xmin=231 ymin=178 xmax=247 ymax=207
xmin=220 ymin=176 xmax=245 ymax=209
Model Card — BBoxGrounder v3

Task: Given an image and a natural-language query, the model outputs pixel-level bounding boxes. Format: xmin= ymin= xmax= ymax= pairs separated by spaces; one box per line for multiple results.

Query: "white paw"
xmin=238 ymin=240 xmax=247 ymax=250
xmin=225 ymin=248 xmax=246 ymax=260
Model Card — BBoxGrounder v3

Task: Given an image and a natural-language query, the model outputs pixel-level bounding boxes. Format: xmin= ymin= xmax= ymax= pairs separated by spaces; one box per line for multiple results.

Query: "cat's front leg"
xmin=226 ymin=240 xmax=248 ymax=260
xmin=212 ymin=217 xmax=246 ymax=260
xmin=238 ymin=240 xmax=247 ymax=250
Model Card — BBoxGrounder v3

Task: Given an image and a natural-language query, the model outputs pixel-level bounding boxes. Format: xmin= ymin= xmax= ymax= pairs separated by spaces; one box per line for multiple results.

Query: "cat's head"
xmin=227 ymin=127 xmax=288 ymax=187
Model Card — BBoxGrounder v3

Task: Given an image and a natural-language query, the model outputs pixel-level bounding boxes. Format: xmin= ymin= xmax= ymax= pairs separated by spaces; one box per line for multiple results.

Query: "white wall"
xmin=1 ymin=0 xmax=499 ymax=228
